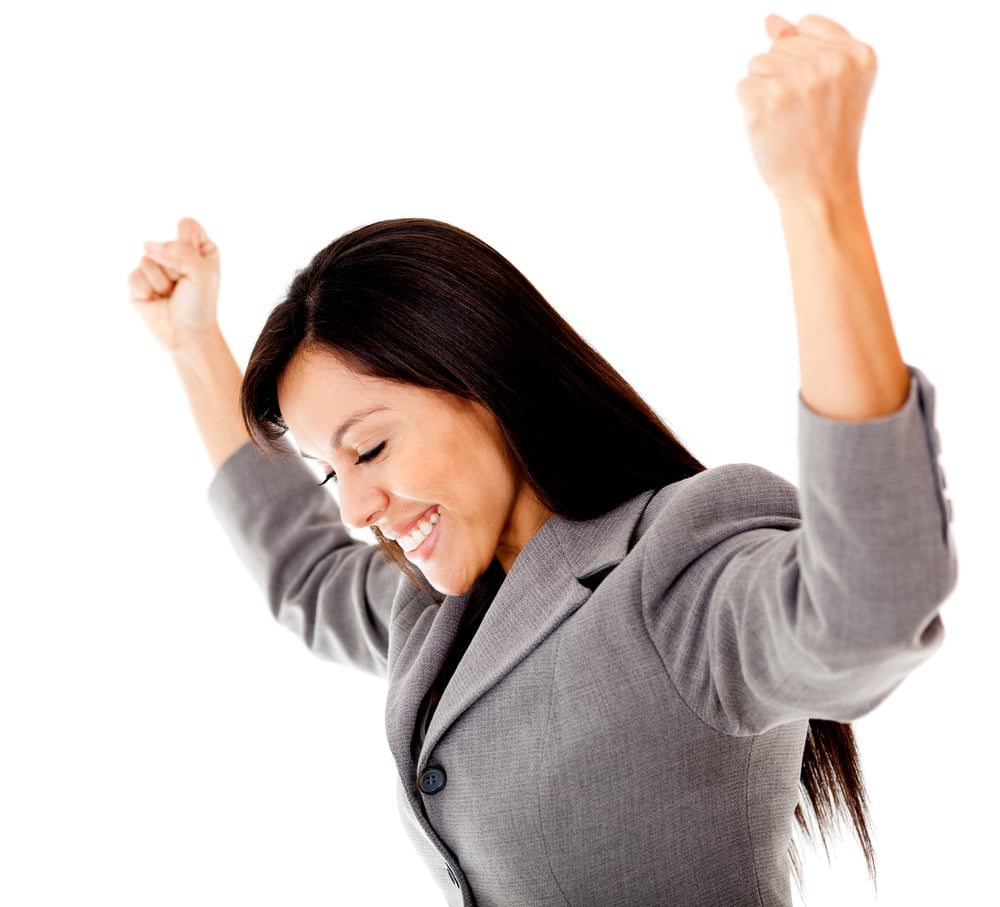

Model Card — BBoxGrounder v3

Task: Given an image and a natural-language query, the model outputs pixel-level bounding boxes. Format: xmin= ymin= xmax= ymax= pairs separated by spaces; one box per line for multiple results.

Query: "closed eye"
xmin=356 ymin=440 xmax=386 ymax=465
xmin=316 ymin=441 xmax=385 ymax=487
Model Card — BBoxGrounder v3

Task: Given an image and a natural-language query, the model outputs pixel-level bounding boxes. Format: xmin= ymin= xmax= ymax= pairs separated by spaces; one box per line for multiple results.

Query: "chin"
xmin=422 ymin=557 xmax=488 ymax=597
xmin=426 ymin=573 xmax=475 ymax=597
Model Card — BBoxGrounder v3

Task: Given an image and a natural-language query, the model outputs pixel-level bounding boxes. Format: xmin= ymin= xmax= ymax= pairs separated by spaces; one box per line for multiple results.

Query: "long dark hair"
xmin=241 ymin=217 xmax=874 ymax=885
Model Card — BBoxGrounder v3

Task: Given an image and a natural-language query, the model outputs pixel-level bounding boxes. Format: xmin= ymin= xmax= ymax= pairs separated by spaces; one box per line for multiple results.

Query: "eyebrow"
xmin=299 ymin=406 xmax=389 ymax=460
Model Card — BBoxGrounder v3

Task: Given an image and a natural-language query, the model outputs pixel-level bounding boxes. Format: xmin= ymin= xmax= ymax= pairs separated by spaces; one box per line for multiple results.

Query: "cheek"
xmin=405 ymin=422 xmax=517 ymax=545
xmin=445 ymin=469 xmax=512 ymax=536
xmin=409 ymin=443 xmax=505 ymax=511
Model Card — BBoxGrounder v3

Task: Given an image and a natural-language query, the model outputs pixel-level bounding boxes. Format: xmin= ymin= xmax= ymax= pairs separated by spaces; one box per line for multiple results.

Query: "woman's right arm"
xmin=127 ymin=218 xmax=409 ymax=676
xmin=127 ymin=217 xmax=249 ymax=469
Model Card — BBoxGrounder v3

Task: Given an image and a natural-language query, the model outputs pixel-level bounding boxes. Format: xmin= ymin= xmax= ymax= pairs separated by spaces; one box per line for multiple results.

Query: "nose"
xmin=336 ymin=473 xmax=389 ymax=530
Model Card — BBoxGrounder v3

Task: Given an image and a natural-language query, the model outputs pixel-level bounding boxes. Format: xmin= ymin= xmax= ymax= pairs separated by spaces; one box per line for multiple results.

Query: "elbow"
xmin=794 ymin=539 xmax=955 ymax=669
xmin=901 ymin=524 xmax=958 ymax=623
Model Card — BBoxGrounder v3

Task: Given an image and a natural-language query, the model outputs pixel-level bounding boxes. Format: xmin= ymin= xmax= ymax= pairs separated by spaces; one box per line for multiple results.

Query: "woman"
xmin=129 ymin=14 xmax=955 ymax=906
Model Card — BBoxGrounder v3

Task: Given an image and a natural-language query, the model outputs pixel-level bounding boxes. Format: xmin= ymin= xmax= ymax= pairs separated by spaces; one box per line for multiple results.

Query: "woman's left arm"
xmin=638 ymin=15 xmax=957 ymax=735
xmin=737 ymin=13 xmax=910 ymax=421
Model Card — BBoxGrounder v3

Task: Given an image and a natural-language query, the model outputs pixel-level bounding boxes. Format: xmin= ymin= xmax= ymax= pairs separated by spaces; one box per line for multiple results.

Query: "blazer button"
xmin=418 ymin=766 xmax=447 ymax=794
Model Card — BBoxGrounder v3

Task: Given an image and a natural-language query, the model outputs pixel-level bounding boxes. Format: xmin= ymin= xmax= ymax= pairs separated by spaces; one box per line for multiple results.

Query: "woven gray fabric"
xmin=208 ymin=365 xmax=955 ymax=906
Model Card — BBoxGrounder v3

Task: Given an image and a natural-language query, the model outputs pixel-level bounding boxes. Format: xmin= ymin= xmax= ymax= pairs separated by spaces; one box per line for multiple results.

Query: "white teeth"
xmin=397 ymin=508 xmax=441 ymax=553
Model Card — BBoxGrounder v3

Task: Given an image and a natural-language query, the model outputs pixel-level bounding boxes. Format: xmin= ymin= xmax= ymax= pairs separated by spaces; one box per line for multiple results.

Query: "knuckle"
xmin=735 ymin=79 xmax=755 ymax=110
xmin=856 ymin=42 xmax=877 ymax=71
xmin=798 ymin=14 xmax=827 ymax=30
xmin=140 ymin=256 xmax=165 ymax=278
xmin=811 ymin=48 xmax=852 ymax=83
xmin=763 ymin=78 xmax=787 ymax=102
xmin=128 ymin=270 xmax=151 ymax=299
xmin=799 ymin=13 xmax=848 ymax=37
xmin=818 ymin=47 xmax=845 ymax=73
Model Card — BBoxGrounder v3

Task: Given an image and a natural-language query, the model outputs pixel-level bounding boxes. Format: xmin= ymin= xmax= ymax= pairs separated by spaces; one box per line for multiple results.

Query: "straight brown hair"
xmin=241 ymin=217 xmax=874 ymax=885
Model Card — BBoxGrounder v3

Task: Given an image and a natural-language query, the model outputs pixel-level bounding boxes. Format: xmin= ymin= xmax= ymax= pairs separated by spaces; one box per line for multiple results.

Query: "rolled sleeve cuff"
xmin=798 ymin=365 xmax=953 ymax=545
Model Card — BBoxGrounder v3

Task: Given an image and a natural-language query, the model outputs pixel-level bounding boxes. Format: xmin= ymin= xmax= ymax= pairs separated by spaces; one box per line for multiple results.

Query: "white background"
xmin=1 ymin=1 xmax=995 ymax=904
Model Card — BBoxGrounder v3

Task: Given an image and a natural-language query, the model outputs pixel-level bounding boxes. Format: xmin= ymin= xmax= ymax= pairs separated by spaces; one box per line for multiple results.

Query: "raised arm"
xmin=128 ymin=217 xmax=249 ymax=469
xmin=127 ymin=219 xmax=408 ymax=676
xmin=737 ymin=14 xmax=910 ymax=421
xmin=642 ymin=15 xmax=955 ymax=735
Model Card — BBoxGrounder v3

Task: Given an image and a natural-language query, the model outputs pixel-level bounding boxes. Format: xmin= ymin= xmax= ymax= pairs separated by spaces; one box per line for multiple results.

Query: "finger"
xmin=735 ymin=77 xmax=768 ymax=126
xmin=142 ymin=244 xmax=187 ymax=283
xmin=765 ymin=33 xmax=833 ymax=62
xmin=796 ymin=14 xmax=853 ymax=40
xmin=138 ymin=256 xmax=176 ymax=296
xmin=146 ymin=252 xmax=180 ymax=282
xmin=761 ymin=29 xmax=873 ymax=75
xmin=747 ymin=53 xmax=781 ymax=77
xmin=128 ymin=268 xmax=156 ymax=302
xmin=143 ymin=239 xmax=203 ymax=278
xmin=746 ymin=43 xmax=820 ymax=74
xmin=765 ymin=14 xmax=797 ymax=40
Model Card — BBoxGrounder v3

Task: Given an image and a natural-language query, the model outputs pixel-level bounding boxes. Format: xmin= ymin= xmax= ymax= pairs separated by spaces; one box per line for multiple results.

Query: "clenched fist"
xmin=128 ymin=217 xmax=221 ymax=354
xmin=737 ymin=14 xmax=877 ymax=201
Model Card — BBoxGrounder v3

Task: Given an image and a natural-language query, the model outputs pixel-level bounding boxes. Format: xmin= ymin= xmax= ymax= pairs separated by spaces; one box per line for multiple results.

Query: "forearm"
xmin=778 ymin=182 xmax=910 ymax=421
xmin=208 ymin=437 xmax=400 ymax=676
xmin=171 ymin=326 xmax=250 ymax=469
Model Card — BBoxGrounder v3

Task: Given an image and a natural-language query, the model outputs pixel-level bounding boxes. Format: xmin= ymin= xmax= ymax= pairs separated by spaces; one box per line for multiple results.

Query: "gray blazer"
xmin=209 ymin=366 xmax=956 ymax=906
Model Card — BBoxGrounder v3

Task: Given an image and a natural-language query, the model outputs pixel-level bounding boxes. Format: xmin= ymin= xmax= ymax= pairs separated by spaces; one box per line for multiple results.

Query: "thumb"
xmin=177 ymin=216 xmax=215 ymax=249
xmin=765 ymin=13 xmax=797 ymax=40
xmin=177 ymin=216 xmax=219 ymax=261
xmin=177 ymin=216 xmax=205 ymax=248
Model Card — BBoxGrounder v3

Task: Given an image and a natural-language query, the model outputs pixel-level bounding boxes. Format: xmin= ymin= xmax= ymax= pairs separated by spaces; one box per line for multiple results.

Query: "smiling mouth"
xmin=397 ymin=507 xmax=442 ymax=553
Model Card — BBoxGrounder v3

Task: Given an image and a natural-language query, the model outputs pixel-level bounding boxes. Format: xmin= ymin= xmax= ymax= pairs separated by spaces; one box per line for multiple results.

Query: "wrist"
xmin=170 ymin=325 xmax=238 ymax=384
xmin=774 ymin=176 xmax=864 ymax=219
xmin=775 ymin=182 xmax=871 ymax=257
xmin=169 ymin=325 xmax=251 ymax=470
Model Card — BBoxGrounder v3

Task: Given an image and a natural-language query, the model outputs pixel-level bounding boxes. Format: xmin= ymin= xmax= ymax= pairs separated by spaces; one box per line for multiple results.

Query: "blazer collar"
xmin=545 ymin=487 xmax=659 ymax=583
xmin=403 ymin=487 xmax=659 ymax=769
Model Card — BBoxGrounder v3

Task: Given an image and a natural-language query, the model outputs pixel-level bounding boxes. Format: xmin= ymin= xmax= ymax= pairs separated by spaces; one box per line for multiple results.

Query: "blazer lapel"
xmin=416 ymin=489 xmax=658 ymax=767
xmin=384 ymin=592 xmax=467 ymax=780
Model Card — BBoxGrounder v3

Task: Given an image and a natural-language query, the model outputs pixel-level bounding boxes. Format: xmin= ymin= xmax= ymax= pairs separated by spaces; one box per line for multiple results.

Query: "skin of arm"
xmin=129 ymin=218 xmax=250 ymax=469
xmin=171 ymin=326 xmax=250 ymax=470
xmin=738 ymin=14 xmax=911 ymax=422
xmin=138 ymin=11 xmax=905 ymax=471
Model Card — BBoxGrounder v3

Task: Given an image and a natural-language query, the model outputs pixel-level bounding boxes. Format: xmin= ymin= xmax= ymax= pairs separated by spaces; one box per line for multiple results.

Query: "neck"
xmin=496 ymin=487 xmax=553 ymax=573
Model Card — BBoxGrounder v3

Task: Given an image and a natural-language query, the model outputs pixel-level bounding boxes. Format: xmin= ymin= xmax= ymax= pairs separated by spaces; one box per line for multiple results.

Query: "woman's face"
xmin=277 ymin=346 xmax=552 ymax=595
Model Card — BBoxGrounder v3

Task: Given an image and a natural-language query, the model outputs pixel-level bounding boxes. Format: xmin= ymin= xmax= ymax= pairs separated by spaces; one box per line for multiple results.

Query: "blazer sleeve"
xmin=207 ymin=441 xmax=405 ymax=678
xmin=641 ymin=365 xmax=957 ymax=736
